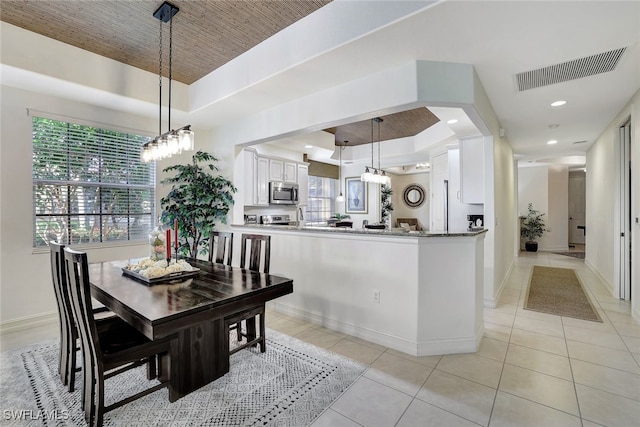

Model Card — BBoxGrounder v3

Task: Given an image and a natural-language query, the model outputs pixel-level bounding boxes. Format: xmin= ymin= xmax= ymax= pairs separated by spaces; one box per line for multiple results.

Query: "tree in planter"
xmin=160 ymin=151 xmax=236 ymax=258
xmin=519 ymin=203 xmax=548 ymax=252
xmin=380 ymin=184 xmax=394 ymax=227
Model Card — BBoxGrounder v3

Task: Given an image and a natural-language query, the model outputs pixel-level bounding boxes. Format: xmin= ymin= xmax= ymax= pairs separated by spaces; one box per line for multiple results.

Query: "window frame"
xmin=32 ymin=116 xmax=156 ymax=249
xmin=305 ymin=175 xmax=336 ymax=225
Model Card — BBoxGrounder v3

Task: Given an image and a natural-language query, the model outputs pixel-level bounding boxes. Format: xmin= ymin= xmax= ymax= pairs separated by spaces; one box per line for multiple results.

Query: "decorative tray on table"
xmin=122 ymin=258 xmax=200 ymax=286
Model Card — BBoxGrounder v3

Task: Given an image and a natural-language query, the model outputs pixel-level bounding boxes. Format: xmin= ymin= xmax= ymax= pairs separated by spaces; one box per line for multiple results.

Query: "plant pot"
xmin=525 ymin=241 xmax=538 ymax=252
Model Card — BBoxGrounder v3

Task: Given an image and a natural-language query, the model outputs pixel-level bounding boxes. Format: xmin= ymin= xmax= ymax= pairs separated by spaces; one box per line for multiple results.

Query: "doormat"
xmin=0 ymin=329 xmax=366 ymax=426
xmin=552 ymin=251 xmax=585 ymax=259
xmin=524 ymin=266 xmax=602 ymax=322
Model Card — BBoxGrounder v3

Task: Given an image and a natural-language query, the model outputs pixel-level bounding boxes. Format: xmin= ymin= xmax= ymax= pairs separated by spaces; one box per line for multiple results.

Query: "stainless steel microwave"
xmin=269 ymin=182 xmax=298 ymax=205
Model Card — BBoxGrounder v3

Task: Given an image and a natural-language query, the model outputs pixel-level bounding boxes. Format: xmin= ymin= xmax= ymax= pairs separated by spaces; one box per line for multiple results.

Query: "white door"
xmin=431 ymin=152 xmax=448 ymax=231
xmin=616 ymin=121 xmax=631 ymax=300
xmin=568 ymin=172 xmax=586 ymax=244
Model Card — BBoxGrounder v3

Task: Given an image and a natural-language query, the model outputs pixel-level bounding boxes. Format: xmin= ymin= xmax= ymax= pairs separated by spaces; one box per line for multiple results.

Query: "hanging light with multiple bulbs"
xmin=360 ymin=117 xmax=390 ymax=186
xmin=142 ymin=1 xmax=194 ymax=163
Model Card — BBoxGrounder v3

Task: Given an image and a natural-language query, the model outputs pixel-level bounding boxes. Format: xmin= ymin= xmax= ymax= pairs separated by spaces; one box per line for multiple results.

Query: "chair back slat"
xmin=208 ymin=231 xmax=233 ymax=266
xmin=240 ymin=234 xmax=271 ymax=273
xmin=64 ymin=246 xmax=102 ymax=416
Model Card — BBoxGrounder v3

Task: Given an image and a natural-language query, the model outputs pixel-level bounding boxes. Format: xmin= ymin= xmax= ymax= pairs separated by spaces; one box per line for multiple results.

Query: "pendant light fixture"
xmin=336 ymin=141 xmax=347 ymax=202
xmin=360 ymin=118 xmax=390 ymax=185
xmin=142 ymin=1 xmax=194 ymax=163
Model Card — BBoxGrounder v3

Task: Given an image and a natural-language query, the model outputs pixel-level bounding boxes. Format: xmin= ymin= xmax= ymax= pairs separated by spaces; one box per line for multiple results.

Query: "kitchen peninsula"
xmin=231 ymin=224 xmax=487 ymax=356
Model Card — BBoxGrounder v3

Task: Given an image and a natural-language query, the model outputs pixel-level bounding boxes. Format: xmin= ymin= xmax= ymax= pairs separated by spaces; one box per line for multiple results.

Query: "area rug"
xmin=0 ymin=329 xmax=366 ymax=426
xmin=552 ymin=251 xmax=585 ymax=259
xmin=524 ymin=266 xmax=602 ymax=322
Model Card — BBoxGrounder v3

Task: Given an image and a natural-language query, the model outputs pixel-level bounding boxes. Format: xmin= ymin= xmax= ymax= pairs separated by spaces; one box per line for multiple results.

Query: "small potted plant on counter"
xmin=519 ymin=203 xmax=548 ymax=252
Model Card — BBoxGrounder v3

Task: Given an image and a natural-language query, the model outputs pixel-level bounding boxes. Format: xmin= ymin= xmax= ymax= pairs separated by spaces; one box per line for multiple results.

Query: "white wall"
xmin=0 ymin=86 xmax=156 ymax=323
xmin=586 ymin=88 xmax=640 ymax=319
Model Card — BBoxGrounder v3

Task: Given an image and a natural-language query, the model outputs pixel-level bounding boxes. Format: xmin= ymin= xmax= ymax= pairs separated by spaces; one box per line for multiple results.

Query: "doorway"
xmin=568 ymin=170 xmax=586 ymax=256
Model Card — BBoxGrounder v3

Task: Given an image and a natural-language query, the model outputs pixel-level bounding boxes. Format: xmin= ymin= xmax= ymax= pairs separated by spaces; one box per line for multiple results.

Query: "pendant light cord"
xmin=168 ymin=14 xmax=173 ymax=132
xmin=158 ymin=19 xmax=162 ymax=136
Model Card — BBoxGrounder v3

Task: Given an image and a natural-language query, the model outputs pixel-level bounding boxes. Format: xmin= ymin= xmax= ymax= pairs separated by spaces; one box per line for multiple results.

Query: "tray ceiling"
xmin=325 ymin=108 xmax=441 ymax=146
xmin=0 ymin=0 xmax=331 ymax=85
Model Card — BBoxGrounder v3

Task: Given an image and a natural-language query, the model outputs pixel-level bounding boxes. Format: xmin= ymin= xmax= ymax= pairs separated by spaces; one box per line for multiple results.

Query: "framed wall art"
xmin=345 ymin=177 xmax=367 ymax=214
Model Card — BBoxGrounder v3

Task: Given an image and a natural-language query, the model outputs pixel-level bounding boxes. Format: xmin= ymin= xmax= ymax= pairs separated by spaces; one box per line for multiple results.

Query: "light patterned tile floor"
xmin=2 ymin=251 xmax=639 ymax=426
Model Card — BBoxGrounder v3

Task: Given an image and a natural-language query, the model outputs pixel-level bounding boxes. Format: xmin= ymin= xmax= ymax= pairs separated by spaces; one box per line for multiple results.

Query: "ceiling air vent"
xmin=516 ymin=47 xmax=627 ymax=91
xmin=571 ymin=140 xmax=588 ymax=145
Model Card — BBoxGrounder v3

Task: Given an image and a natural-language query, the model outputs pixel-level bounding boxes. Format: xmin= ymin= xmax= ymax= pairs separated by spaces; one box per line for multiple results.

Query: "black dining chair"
xmin=49 ymin=242 xmax=117 ymax=392
xmin=64 ymin=247 xmax=178 ymax=427
xmin=208 ymin=231 xmax=233 ymax=266
xmin=226 ymin=233 xmax=271 ymax=354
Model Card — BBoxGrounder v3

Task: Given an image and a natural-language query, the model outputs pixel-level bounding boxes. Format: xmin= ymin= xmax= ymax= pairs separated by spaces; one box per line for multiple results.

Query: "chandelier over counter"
xmin=142 ymin=1 xmax=194 ymax=163
xmin=360 ymin=118 xmax=390 ymax=186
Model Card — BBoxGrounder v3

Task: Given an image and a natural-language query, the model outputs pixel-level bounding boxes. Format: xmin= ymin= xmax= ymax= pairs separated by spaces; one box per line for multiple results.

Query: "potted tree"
xmin=519 ymin=203 xmax=548 ymax=252
xmin=160 ymin=151 xmax=236 ymax=258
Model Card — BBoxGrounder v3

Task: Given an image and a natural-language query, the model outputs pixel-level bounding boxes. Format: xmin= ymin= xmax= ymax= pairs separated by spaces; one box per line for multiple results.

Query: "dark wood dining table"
xmin=87 ymin=257 xmax=293 ymax=399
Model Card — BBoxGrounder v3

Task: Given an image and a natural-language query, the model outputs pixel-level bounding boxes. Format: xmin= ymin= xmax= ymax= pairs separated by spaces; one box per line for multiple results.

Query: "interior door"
xmin=616 ymin=121 xmax=631 ymax=300
xmin=568 ymin=172 xmax=586 ymax=244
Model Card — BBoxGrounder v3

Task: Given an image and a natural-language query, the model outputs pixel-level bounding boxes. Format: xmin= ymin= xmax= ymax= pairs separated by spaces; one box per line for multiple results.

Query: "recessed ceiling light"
xmin=304 ymin=145 xmax=313 ymax=149
xmin=547 ymin=140 xmax=558 ymax=145
xmin=446 ymin=119 xmax=458 ymax=124
xmin=550 ymin=100 xmax=567 ymax=107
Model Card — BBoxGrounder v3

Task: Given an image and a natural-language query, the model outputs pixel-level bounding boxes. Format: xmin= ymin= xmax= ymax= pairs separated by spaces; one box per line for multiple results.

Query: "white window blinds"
xmin=32 ymin=117 xmax=155 ymax=247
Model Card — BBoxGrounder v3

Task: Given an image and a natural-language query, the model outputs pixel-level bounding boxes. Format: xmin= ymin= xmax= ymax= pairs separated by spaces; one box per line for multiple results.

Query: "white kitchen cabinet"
xmin=256 ymin=156 xmax=270 ymax=206
xmin=459 ymin=137 xmax=484 ymax=204
xmin=269 ymin=158 xmax=297 ymax=183
xmin=243 ymin=149 xmax=257 ymax=205
xmin=297 ymin=163 xmax=309 ymax=206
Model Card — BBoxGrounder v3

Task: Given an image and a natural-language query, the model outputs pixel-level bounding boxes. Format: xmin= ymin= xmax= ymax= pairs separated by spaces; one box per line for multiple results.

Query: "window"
xmin=32 ymin=117 xmax=155 ymax=248
xmin=305 ymin=176 xmax=336 ymax=224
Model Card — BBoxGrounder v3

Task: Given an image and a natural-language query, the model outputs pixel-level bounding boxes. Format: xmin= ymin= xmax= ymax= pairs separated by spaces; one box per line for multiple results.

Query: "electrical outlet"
xmin=373 ymin=290 xmax=380 ymax=304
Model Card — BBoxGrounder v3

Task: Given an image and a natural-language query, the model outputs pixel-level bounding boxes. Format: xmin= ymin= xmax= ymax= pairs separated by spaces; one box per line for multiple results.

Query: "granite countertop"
xmin=232 ymin=223 xmax=487 ymax=237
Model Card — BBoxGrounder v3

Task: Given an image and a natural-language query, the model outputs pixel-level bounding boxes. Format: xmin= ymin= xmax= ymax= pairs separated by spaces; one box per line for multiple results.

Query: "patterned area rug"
xmin=524 ymin=266 xmax=602 ymax=322
xmin=0 ymin=329 xmax=366 ymax=426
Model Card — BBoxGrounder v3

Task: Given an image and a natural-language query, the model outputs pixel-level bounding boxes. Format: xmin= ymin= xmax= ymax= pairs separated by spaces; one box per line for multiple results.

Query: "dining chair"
xmin=208 ymin=231 xmax=233 ymax=265
xmin=64 ymin=247 xmax=178 ymax=427
xmin=226 ymin=233 xmax=271 ymax=354
xmin=49 ymin=242 xmax=116 ymax=392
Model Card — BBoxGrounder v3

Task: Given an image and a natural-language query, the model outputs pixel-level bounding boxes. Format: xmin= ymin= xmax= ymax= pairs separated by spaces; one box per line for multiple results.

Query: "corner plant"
xmin=519 ymin=203 xmax=548 ymax=243
xmin=160 ymin=151 xmax=236 ymax=258
xmin=380 ymin=184 xmax=394 ymax=225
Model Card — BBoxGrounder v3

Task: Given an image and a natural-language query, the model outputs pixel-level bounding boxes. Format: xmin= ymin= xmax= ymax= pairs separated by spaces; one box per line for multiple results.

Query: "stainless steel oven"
xmin=269 ymin=182 xmax=298 ymax=205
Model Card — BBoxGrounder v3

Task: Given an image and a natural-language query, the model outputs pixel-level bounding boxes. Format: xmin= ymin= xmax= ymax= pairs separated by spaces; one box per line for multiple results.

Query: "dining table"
xmin=87 ymin=257 xmax=293 ymax=399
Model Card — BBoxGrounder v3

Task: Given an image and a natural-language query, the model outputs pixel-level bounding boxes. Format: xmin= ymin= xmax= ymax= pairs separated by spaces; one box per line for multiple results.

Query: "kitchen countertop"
xmin=232 ymin=223 xmax=487 ymax=237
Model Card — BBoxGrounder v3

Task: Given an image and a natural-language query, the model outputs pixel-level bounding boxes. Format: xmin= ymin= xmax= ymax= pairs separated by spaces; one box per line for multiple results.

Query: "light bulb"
xmin=336 ymin=193 xmax=344 ymax=202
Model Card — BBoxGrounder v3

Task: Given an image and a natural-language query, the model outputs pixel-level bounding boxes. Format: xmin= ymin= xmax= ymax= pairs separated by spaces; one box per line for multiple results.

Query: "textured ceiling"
xmin=0 ymin=0 xmax=331 ymax=84
xmin=324 ymin=108 xmax=441 ymax=146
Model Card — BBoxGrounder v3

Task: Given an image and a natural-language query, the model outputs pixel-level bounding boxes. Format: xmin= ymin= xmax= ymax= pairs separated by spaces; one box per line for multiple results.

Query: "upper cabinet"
xmin=269 ymin=158 xmax=298 ymax=183
xmin=459 ymin=137 xmax=484 ymax=204
xmin=243 ymin=148 xmax=307 ymax=206
xmin=243 ymin=149 xmax=270 ymax=206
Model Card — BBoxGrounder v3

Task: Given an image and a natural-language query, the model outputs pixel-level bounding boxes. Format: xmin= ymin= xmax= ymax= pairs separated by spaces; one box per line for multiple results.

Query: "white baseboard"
xmin=484 ymin=258 xmax=514 ymax=309
xmin=0 ymin=311 xmax=58 ymax=335
xmin=271 ymin=302 xmax=480 ymax=357
xmin=585 ymin=260 xmax=615 ymax=297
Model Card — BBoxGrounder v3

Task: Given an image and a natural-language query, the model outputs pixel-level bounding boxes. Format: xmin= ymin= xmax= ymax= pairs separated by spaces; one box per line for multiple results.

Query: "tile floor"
xmin=2 ymin=250 xmax=639 ymax=426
